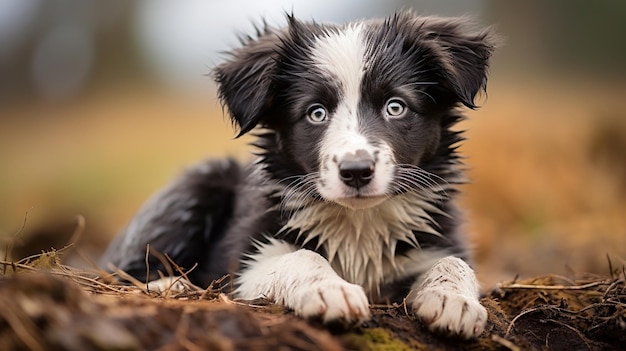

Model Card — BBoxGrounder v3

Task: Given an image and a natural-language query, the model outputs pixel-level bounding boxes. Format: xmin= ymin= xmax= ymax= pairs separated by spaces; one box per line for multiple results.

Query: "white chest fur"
xmin=280 ymin=192 xmax=448 ymax=296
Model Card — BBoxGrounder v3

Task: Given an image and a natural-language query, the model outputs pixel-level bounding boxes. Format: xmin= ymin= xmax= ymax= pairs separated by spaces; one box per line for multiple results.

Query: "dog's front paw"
xmin=412 ymin=287 xmax=487 ymax=339
xmin=291 ymin=279 xmax=370 ymax=326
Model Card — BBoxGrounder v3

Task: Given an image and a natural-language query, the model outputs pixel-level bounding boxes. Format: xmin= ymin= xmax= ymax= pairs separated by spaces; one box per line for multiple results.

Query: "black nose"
xmin=339 ymin=159 xmax=375 ymax=189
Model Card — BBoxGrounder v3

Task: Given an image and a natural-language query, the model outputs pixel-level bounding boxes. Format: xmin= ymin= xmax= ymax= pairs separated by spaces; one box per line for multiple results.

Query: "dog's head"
xmin=215 ymin=11 xmax=496 ymax=209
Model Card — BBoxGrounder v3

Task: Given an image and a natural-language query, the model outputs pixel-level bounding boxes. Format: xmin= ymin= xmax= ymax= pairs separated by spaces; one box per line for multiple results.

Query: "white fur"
xmin=310 ymin=25 xmax=396 ymax=207
xmin=409 ymin=256 xmax=487 ymax=338
xmin=311 ymin=24 xmax=365 ymax=112
xmin=236 ymin=238 xmax=370 ymax=324
xmin=279 ymin=190 xmax=449 ymax=298
xmin=146 ymin=277 xmax=200 ymax=294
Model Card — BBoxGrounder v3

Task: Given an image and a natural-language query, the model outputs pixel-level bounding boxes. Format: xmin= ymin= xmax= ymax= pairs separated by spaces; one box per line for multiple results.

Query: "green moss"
xmin=342 ymin=328 xmax=416 ymax=351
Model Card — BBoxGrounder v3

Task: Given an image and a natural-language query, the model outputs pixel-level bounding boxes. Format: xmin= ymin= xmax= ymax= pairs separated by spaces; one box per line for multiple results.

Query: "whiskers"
xmin=390 ymin=164 xmax=450 ymax=201
xmin=277 ymin=173 xmax=322 ymax=216
xmin=274 ymin=165 xmax=449 ymax=215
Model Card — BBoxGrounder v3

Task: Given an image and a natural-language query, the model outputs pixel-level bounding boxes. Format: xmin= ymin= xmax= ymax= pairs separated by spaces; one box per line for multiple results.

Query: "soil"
xmin=0 ymin=254 xmax=624 ymax=351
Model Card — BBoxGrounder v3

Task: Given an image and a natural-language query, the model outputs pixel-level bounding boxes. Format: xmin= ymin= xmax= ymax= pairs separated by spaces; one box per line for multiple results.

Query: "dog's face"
xmin=215 ymin=12 xmax=495 ymax=209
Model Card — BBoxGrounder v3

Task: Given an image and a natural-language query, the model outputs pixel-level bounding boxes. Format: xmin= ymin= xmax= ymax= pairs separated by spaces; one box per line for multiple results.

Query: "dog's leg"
xmin=409 ymin=256 xmax=487 ymax=339
xmin=236 ymin=239 xmax=370 ymax=325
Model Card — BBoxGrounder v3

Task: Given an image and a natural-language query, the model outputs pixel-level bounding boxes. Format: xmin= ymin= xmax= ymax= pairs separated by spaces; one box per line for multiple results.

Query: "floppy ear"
xmin=419 ymin=16 xmax=497 ymax=109
xmin=214 ymin=26 xmax=282 ymax=137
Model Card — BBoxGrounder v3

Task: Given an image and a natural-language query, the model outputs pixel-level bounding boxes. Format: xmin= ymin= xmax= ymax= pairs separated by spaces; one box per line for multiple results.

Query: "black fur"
xmin=101 ymin=11 xmax=495 ymax=301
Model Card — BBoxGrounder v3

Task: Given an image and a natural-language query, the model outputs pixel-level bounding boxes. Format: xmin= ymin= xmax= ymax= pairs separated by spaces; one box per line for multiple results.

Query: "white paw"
xmin=146 ymin=277 xmax=200 ymax=294
xmin=413 ymin=287 xmax=487 ymax=339
xmin=291 ymin=278 xmax=370 ymax=325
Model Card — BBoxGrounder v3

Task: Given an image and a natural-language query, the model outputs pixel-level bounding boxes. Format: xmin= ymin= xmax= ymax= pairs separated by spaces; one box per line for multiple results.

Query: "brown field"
xmin=2 ymin=77 xmax=625 ymax=286
xmin=1 ymin=76 xmax=626 ymax=350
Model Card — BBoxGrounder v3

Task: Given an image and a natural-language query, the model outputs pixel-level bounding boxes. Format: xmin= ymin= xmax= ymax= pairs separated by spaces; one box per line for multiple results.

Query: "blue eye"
xmin=307 ymin=104 xmax=327 ymax=123
xmin=385 ymin=98 xmax=406 ymax=118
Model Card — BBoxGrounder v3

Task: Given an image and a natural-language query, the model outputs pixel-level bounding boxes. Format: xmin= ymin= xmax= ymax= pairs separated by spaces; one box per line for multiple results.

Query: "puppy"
xmin=101 ymin=11 xmax=496 ymax=339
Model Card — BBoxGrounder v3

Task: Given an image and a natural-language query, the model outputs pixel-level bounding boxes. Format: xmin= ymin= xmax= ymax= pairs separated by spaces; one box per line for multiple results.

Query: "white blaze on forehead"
xmin=311 ymin=24 xmax=368 ymax=149
xmin=311 ymin=24 xmax=365 ymax=118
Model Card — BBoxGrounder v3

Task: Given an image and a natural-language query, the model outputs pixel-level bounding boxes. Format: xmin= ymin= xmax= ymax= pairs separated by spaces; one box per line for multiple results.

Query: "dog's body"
xmin=101 ymin=11 xmax=496 ymax=338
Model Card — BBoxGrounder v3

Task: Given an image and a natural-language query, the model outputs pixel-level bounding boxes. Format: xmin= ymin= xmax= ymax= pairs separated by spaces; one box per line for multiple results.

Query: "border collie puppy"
xmin=101 ymin=11 xmax=496 ymax=339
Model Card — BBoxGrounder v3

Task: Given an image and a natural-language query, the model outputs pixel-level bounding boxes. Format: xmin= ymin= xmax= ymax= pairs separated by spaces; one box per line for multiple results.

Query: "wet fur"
xmin=101 ymin=11 xmax=496 ymax=338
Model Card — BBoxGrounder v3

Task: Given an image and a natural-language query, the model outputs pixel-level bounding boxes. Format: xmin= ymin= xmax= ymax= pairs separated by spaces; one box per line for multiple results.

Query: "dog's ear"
xmin=214 ymin=26 xmax=282 ymax=137
xmin=416 ymin=15 xmax=497 ymax=109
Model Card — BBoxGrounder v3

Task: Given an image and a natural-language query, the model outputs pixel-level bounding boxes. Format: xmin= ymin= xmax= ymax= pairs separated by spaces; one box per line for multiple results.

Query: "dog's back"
xmin=101 ymin=159 xmax=272 ymax=288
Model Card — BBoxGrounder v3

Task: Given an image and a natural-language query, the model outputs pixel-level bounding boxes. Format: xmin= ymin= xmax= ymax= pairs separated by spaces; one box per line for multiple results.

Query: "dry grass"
xmin=0 ymin=243 xmax=624 ymax=350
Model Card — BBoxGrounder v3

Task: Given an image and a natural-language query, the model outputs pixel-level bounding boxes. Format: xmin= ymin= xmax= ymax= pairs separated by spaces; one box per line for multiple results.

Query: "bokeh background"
xmin=1 ymin=0 xmax=625 ymax=287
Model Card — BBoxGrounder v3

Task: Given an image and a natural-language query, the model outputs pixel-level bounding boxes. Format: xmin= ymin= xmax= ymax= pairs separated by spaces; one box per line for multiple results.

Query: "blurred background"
xmin=1 ymin=0 xmax=625 ymax=287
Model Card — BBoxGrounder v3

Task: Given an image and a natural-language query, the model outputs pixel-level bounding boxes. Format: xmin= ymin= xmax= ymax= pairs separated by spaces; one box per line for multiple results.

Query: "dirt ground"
xmin=1 ymin=250 xmax=624 ymax=351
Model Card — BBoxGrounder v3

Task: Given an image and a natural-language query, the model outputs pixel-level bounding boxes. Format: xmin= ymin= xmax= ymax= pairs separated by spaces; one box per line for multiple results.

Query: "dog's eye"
xmin=385 ymin=98 xmax=406 ymax=118
xmin=307 ymin=104 xmax=328 ymax=123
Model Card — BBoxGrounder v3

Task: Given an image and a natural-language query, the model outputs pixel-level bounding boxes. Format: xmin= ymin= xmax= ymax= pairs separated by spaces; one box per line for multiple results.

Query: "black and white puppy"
xmin=101 ymin=11 xmax=496 ymax=339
